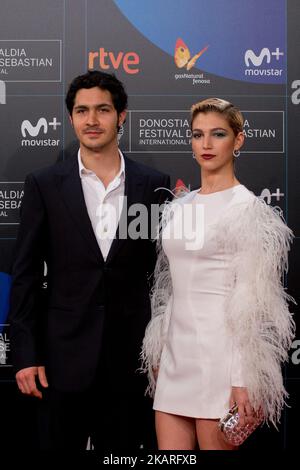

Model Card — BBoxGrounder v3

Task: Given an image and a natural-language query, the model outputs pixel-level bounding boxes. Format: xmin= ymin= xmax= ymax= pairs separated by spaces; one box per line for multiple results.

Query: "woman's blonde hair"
xmin=191 ymin=98 xmax=244 ymax=136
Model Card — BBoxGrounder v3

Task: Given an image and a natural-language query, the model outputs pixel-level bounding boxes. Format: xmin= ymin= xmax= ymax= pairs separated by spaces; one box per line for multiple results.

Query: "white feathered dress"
xmin=141 ymin=185 xmax=295 ymax=425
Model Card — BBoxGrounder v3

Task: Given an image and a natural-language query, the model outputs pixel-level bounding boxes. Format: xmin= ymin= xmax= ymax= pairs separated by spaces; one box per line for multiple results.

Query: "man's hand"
xmin=16 ymin=366 xmax=49 ymax=399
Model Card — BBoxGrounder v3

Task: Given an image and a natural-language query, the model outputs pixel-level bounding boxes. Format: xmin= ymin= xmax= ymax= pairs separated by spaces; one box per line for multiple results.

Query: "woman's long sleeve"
xmin=141 ymin=203 xmax=173 ymax=396
xmin=217 ymin=197 xmax=295 ymax=425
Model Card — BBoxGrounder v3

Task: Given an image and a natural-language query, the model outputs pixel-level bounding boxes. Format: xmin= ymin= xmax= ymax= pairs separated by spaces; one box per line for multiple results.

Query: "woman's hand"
xmin=230 ymin=386 xmax=254 ymax=428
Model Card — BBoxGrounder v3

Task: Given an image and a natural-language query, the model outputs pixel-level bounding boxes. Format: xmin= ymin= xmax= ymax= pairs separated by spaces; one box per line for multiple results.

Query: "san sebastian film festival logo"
xmin=20 ymin=116 xmax=61 ymax=147
xmin=0 ymin=40 xmax=61 ymax=82
xmin=244 ymin=46 xmax=284 ymax=79
xmin=0 ymin=184 xmax=23 ymax=219
xmin=174 ymin=38 xmax=210 ymax=86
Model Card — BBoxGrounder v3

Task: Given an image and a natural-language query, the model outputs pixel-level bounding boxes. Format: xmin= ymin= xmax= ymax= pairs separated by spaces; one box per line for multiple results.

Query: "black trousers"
xmin=36 ymin=372 xmax=156 ymax=452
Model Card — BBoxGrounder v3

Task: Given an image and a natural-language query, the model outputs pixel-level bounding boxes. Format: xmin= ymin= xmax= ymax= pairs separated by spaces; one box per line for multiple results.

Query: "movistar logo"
xmin=244 ymin=47 xmax=284 ymax=67
xmin=245 ymin=48 xmax=271 ymax=67
xmin=244 ymin=47 xmax=284 ymax=79
xmin=20 ymin=117 xmax=61 ymax=147
xmin=21 ymin=118 xmax=48 ymax=137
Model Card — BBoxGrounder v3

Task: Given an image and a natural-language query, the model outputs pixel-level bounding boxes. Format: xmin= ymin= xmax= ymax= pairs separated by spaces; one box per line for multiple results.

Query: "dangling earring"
xmin=117 ymin=124 xmax=124 ymax=144
xmin=192 ymin=152 xmax=196 ymax=159
xmin=233 ymin=149 xmax=240 ymax=158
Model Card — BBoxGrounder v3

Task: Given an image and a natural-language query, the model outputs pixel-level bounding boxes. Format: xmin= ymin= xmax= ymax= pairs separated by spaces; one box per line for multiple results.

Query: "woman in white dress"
xmin=141 ymin=98 xmax=295 ymax=450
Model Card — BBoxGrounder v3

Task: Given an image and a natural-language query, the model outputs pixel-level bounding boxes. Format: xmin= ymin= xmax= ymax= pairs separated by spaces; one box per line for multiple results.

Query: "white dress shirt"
xmin=78 ymin=149 xmax=125 ymax=261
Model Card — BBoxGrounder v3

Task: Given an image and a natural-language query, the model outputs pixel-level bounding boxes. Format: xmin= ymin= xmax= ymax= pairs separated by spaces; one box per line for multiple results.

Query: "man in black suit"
xmin=8 ymin=71 xmax=170 ymax=451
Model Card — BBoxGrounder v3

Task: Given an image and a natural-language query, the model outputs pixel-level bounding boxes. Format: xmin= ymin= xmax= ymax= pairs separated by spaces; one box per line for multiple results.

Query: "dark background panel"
xmin=287 ymin=0 xmax=300 ymax=235
xmin=0 ymin=96 xmax=63 ymax=181
xmin=0 ymin=239 xmax=16 ymax=273
xmin=284 ymin=378 xmax=300 ymax=449
xmin=0 ymin=0 xmax=64 ymax=95
xmin=64 ymin=0 xmax=86 ymax=85
xmin=0 ymin=384 xmax=38 ymax=450
xmin=286 ymin=238 xmax=300 ymax=379
xmin=287 ymin=103 xmax=300 ymax=235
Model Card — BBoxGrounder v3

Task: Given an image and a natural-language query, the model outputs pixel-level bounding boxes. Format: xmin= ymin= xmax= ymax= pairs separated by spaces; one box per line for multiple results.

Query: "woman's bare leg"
xmin=196 ymin=418 xmax=238 ymax=450
xmin=155 ymin=411 xmax=197 ymax=450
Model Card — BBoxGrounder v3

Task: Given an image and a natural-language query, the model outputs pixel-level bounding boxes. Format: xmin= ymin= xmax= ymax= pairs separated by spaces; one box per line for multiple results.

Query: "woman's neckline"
xmin=195 ymin=184 xmax=243 ymax=196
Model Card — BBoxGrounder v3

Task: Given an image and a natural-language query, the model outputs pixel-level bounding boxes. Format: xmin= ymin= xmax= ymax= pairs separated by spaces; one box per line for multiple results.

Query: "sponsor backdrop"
xmin=0 ymin=0 xmax=299 ymax=450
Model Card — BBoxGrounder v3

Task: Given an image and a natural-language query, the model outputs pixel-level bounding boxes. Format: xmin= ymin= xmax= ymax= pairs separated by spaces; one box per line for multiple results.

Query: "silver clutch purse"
xmin=219 ymin=404 xmax=264 ymax=446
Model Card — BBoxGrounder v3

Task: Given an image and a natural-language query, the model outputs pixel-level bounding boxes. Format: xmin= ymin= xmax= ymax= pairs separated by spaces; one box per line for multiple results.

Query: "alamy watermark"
xmin=95 ymin=196 xmax=204 ymax=250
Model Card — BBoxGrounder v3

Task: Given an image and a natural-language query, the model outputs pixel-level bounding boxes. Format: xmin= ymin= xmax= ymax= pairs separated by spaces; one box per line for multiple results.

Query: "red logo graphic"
xmin=88 ymin=47 xmax=140 ymax=74
xmin=175 ymin=178 xmax=189 ymax=193
xmin=155 ymin=179 xmax=192 ymax=200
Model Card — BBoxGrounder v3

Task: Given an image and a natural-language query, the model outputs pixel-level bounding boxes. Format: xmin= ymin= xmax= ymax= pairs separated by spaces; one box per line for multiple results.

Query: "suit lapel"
xmin=106 ymin=157 xmax=145 ymax=264
xmin=56 ymin=156 xmax=104 ymax=263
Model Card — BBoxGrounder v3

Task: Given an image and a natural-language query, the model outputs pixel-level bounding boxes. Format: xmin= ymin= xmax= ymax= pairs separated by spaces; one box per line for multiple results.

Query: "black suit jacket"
xmin=9 ymin=154 xmax=170 ymax=393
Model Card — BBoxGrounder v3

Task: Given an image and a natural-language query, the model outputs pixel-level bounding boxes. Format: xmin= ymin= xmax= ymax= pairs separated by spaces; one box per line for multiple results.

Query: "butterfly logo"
xmin=174 ymin=38 xmax=209 ymax=70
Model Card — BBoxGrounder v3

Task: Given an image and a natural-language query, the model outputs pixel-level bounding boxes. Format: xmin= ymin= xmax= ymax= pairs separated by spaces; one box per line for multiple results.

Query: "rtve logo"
xmin=88 ymin=47 xmax=140 ymax=74
xmin=21 ymin=117 xmax=61 ymax=147
xmin=244 ymin=47 xmax=284 ymax=67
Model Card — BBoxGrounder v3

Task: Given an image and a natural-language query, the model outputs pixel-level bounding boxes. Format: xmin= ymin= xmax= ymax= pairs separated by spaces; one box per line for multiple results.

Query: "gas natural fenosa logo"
xmin=174 ymin=38 xmax=209 ymax=71
xmin=174 ymin=38 xmax=210 ymax=86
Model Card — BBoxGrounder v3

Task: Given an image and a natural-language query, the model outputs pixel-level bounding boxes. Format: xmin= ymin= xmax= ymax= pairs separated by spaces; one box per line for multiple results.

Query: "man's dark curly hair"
xmin=65 ymin=70 xmax=128 ymax=115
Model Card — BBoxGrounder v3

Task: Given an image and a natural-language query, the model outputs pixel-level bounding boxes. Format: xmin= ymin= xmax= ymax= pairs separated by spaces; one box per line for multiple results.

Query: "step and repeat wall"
xmin=0 ymin=0 xmax=299 ymax=450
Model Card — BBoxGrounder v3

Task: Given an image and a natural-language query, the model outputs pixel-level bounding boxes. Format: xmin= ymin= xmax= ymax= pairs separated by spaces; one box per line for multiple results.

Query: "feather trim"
xmin=140 ymin=201 xmax=174 ymax=396
xmin=215 ymin=196 xmax=295 ymax=426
